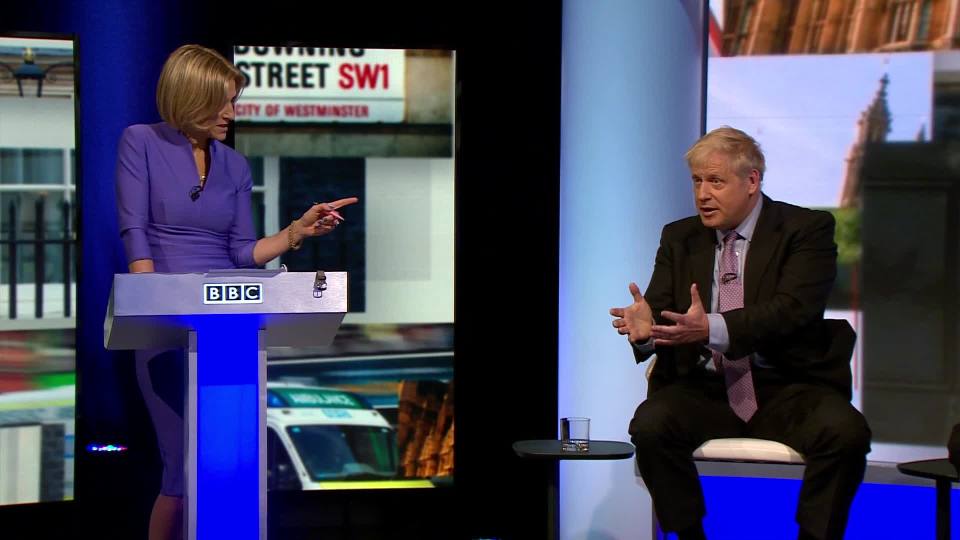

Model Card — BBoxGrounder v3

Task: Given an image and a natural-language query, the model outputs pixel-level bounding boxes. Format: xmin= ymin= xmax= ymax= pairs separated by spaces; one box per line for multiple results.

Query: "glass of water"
xmin=560 ymin=417 xmax=590 ymax=452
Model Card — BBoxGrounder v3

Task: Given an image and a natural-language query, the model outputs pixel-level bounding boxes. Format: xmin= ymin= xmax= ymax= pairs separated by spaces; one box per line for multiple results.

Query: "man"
xmin=609 ymin=127 xmax=870 ymax=540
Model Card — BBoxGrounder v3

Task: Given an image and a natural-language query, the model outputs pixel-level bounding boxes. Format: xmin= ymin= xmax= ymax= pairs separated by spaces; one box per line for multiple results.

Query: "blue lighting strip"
xmin=194 ymin=316 xmax=261 ymax=539
xmin=700 ymin=476 xmax=959 ymax=539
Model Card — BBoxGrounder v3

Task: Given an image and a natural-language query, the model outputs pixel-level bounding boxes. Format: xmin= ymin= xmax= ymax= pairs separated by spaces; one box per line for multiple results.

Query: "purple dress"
xmin=117 ymin=122 xmax=257 ymax=271
xmin=116 ymin=122 xmax=257 ymax=496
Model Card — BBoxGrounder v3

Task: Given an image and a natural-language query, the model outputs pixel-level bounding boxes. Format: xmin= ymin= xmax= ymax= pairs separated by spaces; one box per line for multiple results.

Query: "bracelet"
xmin=288 ymin=220 xmax=302 ymax=251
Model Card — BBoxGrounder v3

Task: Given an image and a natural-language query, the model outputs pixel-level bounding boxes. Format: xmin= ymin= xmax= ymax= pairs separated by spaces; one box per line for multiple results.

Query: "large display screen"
xmin=709 ymin=0 xmax=960 ymax=459
xmin=233 ymin=46 xmax=455 ymax=490
xmin=0 ymin=35 xmax=77 ymax=505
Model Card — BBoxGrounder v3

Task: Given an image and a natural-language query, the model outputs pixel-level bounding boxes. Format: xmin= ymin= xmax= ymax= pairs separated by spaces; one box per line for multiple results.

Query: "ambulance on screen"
xmin=266 ymin=383 xmax=431 ymax=490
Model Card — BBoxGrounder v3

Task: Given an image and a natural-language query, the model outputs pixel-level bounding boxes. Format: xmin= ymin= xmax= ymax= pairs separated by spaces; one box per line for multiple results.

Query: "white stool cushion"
xmin=693 ymin=438 xmax=805 ymax=464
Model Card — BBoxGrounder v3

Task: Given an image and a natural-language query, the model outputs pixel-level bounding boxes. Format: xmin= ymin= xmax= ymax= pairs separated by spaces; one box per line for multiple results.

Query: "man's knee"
xmin=817 ymin=405 xmax=871 ymax=457
xmin=628 ymin=400 xmax=673 ymax=450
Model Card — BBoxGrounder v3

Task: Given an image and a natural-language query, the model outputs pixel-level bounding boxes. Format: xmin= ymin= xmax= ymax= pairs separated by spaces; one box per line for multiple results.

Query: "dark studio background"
xmin=2 ymin=2 xmax=561 ymax=538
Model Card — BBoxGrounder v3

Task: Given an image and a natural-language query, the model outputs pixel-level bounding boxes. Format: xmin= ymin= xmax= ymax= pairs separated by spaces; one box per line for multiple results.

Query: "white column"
xmin=558 ymin=1 xmax=705 ymax=538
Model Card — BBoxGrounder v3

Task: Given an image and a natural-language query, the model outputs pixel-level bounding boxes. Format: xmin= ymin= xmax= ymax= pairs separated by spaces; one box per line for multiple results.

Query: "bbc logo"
xmin=203 ymin=283 xmax=264 ymax=305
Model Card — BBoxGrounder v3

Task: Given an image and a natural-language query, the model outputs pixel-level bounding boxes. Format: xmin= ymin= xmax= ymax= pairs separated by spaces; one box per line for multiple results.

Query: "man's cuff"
xmin=707 ymin=313 xmax=730 ymax=353
xmin=631 ymin=336 xmax=655 ymax=354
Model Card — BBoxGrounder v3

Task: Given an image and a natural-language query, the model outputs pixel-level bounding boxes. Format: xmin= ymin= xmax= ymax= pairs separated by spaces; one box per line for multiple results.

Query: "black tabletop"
xmin=897 ymin=458 xmax=959 ymax=482
xmin=513 ymin=440 xmax=635 ymax=460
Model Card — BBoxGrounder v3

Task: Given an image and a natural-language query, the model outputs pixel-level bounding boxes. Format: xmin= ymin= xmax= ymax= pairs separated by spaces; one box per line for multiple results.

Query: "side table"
xmin=897 ymin=458 xmax=958 ymax=540
xmin=513 ymin=440 xmax=635 ymax=540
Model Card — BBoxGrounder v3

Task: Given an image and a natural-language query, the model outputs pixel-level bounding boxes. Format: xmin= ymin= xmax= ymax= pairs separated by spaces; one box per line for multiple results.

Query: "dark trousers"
xmin=628 ymin=374 xmax=871 ymax=540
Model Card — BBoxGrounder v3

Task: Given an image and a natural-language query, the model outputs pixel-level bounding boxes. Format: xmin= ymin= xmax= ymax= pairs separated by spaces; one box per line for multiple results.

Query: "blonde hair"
xmin=156 ymin=44 xmax=245 ymax=134
xmin=685 ymin=126 xmax=765 ymax=179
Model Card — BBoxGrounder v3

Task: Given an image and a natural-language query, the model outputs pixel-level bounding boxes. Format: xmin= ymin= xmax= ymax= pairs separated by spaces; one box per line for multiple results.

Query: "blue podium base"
xmin=186 ymin=317 xmax=266 ymax=540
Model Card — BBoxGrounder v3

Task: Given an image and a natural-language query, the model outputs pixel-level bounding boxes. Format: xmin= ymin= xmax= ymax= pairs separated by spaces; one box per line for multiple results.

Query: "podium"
xmin=104 ymin=270 xmax=347 ymax=540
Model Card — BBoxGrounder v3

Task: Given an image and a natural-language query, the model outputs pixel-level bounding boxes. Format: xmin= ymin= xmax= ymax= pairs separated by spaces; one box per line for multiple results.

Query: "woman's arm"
xmin=252 ymin=220 xmax=304 ymax=266
xmin=227 ymin=158 xmax=358 ymax=267
xmin=251 ymin=199 xmax=357 ymax=266
xmin=129 ymin=259 xmax=155 ymax=273
xmin=116 ymin=126 xmax=155 ymax=269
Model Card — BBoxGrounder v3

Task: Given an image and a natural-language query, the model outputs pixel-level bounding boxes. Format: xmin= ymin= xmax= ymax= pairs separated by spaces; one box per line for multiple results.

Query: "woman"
xmin=116 ymin=44 xmax=357 ymax=540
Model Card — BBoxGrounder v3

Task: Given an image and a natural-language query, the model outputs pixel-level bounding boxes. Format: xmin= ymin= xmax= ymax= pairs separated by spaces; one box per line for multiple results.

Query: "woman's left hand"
xmin=296 ymin=197 xmax=359 ymax=238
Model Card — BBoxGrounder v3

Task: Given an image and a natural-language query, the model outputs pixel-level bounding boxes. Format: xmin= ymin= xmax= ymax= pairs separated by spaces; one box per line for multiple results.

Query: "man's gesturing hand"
xmin=609 ymin=282 xmax=654 ymax=344
xmin=650 ymin=284 xmax=709 ymax=346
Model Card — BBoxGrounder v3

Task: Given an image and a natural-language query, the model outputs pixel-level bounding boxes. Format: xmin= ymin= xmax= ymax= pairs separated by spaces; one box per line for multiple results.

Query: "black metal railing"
xmin=1 ymin=197 xmax=76 ymax=319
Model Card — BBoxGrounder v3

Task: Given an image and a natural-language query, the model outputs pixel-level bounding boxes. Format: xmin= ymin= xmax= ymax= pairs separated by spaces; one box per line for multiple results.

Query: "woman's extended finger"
xmin=328 ymin=197 xmax=359 ymax=209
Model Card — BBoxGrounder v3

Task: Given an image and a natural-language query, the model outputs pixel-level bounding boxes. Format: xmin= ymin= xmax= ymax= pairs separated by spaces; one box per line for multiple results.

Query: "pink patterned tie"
xmin=712 ymin=231 xmax=759 ymax=422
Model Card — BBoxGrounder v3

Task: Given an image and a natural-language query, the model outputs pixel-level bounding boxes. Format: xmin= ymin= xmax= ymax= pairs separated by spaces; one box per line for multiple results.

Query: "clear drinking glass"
xmin=560 ymin=417 xmax=590 ymax=452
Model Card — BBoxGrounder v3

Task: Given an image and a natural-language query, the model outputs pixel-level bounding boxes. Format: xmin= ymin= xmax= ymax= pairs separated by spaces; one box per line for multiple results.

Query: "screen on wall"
xmin=0 ymin=34 xmax=77 ymax=505
xmin=708 ymin=0 xmax=960 ymax=459
xmin=232 ymin=45 xmax=455 ymax=490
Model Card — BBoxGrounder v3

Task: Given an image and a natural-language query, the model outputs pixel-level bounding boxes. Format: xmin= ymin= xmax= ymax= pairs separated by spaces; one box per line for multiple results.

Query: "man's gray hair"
xmin=685 ymin=126 xmax=765 ymax=179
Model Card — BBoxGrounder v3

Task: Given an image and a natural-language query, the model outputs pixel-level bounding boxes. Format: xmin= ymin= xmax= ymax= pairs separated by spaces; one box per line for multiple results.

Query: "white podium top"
xmin=104 ymin=270 xmax=348 ymax=349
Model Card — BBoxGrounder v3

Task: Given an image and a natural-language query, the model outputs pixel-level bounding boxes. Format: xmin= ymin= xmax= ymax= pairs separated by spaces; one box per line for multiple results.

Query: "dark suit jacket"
xmin=635 ymin=195 xmax=853 ymax=399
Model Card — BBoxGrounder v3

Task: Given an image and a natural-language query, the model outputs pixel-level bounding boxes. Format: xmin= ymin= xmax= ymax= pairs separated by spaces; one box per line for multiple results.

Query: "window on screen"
xmin=233 ymin=46 xmax=455 ymax=490
xmin=0 ymin=34 xmax=78 ymax=506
